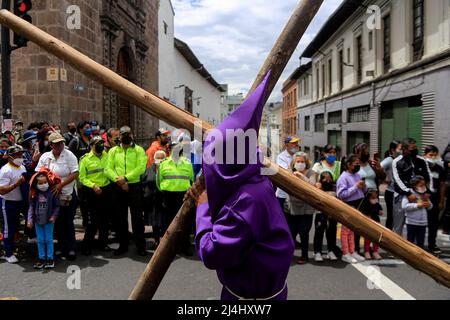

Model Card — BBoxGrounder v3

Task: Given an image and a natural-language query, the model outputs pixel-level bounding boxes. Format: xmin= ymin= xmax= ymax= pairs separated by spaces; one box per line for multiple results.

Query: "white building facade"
xmin=296 ymin=0 xmax=450 ymax=161
xmin=158 ymin=0 xmax=224 ymax=131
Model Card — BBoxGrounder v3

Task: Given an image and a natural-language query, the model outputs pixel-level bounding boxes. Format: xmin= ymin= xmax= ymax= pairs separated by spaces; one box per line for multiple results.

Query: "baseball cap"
xmin=22 ymin=130 xmax=37 ymax=142
xmin=48 ymin=132 xmax=66 ymax=144
xmin=155 ymin=128 xmax=171 ymax=137
xmin=15 ymin=120 xmax=23 ymax=125
xmin=7 ymin=145 xmax=25 ymax=156
xmin=119 ymin=126 xmax=132 ymax=135
xmin=284 ymin=136 xmax=301 ymax=145
xmin=90 ymin=135 xmax=104 ymax=146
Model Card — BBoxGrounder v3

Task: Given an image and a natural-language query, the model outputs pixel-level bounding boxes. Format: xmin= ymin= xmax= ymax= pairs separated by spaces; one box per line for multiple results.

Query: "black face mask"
xmin=95 ymin=144 xmax=105 ymax=153
xmin=69 ymin=128 xmax=77 ymax=134
xmin=321 ymin=182 xmax=334 ymax=192
xmin=360 ymin=154 xmax=370 ymax=162
xmin=121 ymin=135 xmax=132 ymax=145
xmin=410 ymin=149 xmax=419 ymax=158
xmin=352 ymin=165 xmax=361 ymax=174
xmin=113 ymin=137 xmax=121 ymax=146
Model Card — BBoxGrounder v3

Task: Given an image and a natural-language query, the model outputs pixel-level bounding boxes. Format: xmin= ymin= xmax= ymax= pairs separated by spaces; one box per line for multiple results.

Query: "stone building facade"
xmin=7 ymin=0 xmax=159 ymax=144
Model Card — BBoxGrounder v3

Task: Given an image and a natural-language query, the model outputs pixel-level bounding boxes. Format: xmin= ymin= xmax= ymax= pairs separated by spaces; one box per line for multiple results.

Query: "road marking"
xmin=352 ymin=261 xmax=416 ymax=300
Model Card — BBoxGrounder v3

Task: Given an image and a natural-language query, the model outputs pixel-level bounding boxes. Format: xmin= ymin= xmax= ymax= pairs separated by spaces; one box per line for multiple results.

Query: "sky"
xmin=172 ymin=0 xmax=344 ymax=102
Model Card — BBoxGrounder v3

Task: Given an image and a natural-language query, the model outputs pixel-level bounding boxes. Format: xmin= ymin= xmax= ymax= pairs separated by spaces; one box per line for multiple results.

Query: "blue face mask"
xmin=0 ymin=149 xmax=6 ymax=154
xmin=326 ymin=155 xmax=337 ymax=164
xmin=84 ymin=128 xmax=93 ymax=137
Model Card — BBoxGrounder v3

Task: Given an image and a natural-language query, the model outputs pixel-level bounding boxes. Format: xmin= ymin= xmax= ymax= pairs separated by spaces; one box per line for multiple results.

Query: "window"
xmin=413 ymin=0 xmax=424 ymax=61
xmin=163 ymin=21 xmax=168 ymax=35
xmin=321 ymin=64 xmax=325 ymax=97
xmin=303 ymin=78 xmax=309 ymax=96
xmin=368 ymin=31 xmax=373 ymax=51
xmin=328 ymin=111 xmax=342 ymax=124
xmin=338 ymin=50 xmax=344 ymax=91
xmin=348 ymin=106 xmax=370 ymax=123
xmin=305 ymin=116 xmax=310 ymax=131
xmin=328 ymin=59 xmax=332 ymax=95
xmin=347 ymin=48 xmax=351 ymax=63
xmin=383 ymin=15 xmax=391 ymax=73
xmin=316 ymin=68 xmax=320 ymax=100
xmin=356 ymin=35 xmax=363 ymax=84
xmin=314 ymin=114 xmax=325 ymax=132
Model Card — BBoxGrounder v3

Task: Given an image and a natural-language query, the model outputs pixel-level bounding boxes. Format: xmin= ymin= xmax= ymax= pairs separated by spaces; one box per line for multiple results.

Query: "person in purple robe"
xmin=188 ymin=73 xmax=294 ymax=300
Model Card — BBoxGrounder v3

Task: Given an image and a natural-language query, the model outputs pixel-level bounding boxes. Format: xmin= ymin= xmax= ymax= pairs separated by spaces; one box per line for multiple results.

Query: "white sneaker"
xmin=6 ymin=255 xmax=19 ymax=264
xmin=351 ymin=252 xmax=365 ymax=262
xmin=314 ymin=253 xmax=324 ymax=262
xmin=327 ymin=251 xmax=338 ymax=261
xmin=342 ymin=254 xmax=357 ymax=264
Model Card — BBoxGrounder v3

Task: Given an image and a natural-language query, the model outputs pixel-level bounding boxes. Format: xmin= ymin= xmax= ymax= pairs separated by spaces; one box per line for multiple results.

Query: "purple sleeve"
xmin=336 ymin=174 xmax=358 ymax=200
xmin=195 ymin=198 xmax=253 ymax=270
xmin=51 ymin=194 xmax=60 ymax=218
xmin=27 ymin=200 xmax=35 ymax=223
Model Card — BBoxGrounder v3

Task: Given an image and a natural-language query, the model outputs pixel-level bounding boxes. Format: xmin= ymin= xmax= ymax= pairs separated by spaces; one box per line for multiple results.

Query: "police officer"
xmin=157 ymin=132 xmax=194 ymax=255
xmin=79 ymin=136 xmax=112 ymax=255
xmin=105 ymin=126 xmax=148 ymax=256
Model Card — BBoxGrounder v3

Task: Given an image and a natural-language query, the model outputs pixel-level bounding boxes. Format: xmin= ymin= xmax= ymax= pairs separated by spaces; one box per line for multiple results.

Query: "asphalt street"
xmin=1 ymin=223 xmax=449 ymax=300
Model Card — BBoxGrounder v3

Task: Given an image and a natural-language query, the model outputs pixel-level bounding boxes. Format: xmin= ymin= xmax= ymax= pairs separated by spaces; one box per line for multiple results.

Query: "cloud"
xmin=172 ymin=0 xmax=344 ymax=102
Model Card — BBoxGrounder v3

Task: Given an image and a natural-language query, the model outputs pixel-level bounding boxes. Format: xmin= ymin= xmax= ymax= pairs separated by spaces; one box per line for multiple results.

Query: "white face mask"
xmin=295 ymin=163 xmax=306 ymax=172
xmin=154 ymin=158 xmax=165 ymax=165
xmin=37 ymin=183 xmax=49 ymax=192
xmin=370 ymin=199 xmax=379 ymax=205
xmin=13 ymin=158 xmax=24 ymax=167
xmin=415 ymin=186 xmax=427 ymax=194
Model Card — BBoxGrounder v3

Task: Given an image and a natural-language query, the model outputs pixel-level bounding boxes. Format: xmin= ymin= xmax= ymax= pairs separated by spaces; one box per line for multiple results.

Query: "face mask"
xmin=370 ymin=199 xmax=379 ymax=205
xmin=0 ymin=149 xmax=6 ymax=154
xmin=326 ymin=155 xmax=337 ymax=164
xmin=37 ymin=183 xmax=49 ymax=192
xmin=289 ymin=148 xmax=299 ymax=154
xmin=295 ymin=163 xmax=306 ymax=172
xmin=31 ymin=139 xmax=37 ymax=146
xmin=44 ymin=141 xmax=49 ymax=147
xmin=410 ymin=149 xmax=419 ymax=158
xmin=12 ymin=158 xmax=24 ymax=167
xmin=95 ymin=144 xmax=104 ymax=153
xmin=154 ymin=159 xmax=164 ymax=165
xmin=321 ymin=182 xmax=334 ymax=192
xmin=113 ymin=137 xmax=121 ymax=146
xmin=352 ymin=165 xmax=361 ymax=174
xmin=415 ymin=186 xmax=427 ymax=194
xmin=121 ymin=135 xmax=132 ymax=145
xmin=69 ymin=128 xmax=77 ymax=134
xmin=360 ymin=154 xmax=370 ymax=162
xmin=84 ymin=128 xmax=93 ymax=137
xmin=426 ymin=158 xmax=439 ymax=165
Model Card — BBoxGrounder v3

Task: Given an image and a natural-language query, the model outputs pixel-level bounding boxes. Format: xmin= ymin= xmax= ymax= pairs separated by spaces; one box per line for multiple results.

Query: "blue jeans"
xmin=35 ymin=223 xmax=54 ymax=260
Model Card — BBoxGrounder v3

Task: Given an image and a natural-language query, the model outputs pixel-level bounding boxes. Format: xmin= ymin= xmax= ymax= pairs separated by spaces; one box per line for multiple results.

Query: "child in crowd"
xmin=336 ymin=155 xmax=366 ymax=264
xmin=401 ymin=176 xmax=432 ymax=249
xmin=361 ymin=190 xmax=383 ymax=260
xmin=313 ymin=171 xmax=338 ymax=262
xmin=27 ymin=169 xmax=60 ymax=269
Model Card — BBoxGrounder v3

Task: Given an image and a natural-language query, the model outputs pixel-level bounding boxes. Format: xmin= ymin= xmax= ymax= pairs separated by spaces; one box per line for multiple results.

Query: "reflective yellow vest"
xmin=79 ymin=150 xmax=110 ymax=188
xmin=157 ymin=156 xmax=194 ymax=192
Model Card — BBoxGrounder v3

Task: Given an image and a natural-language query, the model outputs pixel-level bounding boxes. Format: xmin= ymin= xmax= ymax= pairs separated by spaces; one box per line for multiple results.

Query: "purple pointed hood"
xmin=203 ymin=72 xmax=270 ymax=215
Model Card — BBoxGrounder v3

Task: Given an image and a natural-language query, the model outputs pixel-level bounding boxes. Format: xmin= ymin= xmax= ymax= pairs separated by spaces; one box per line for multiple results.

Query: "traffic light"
xmin=13 ymin=0 xmax=32 ymax=48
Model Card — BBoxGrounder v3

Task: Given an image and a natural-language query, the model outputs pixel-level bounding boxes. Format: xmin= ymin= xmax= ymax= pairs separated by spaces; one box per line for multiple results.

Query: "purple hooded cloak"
xmin=195 ymin=73 xmax=295 ymax=300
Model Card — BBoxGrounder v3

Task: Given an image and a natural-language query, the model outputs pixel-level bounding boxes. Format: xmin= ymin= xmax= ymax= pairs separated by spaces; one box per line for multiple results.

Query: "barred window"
xmin=314 ymin=114 xmax=325 ymax=132
xmin=305 ymin=116 xmax=311 ymax=132
xmin=348 ymin=106 xmax=370 ymax=123
xmin=328 ymin=111 xmax=342 ymax=124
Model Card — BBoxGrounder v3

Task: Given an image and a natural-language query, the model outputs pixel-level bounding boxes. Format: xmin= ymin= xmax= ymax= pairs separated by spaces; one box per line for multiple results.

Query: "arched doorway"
xmin=116 ymin=48 xmax=133 ymax=128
